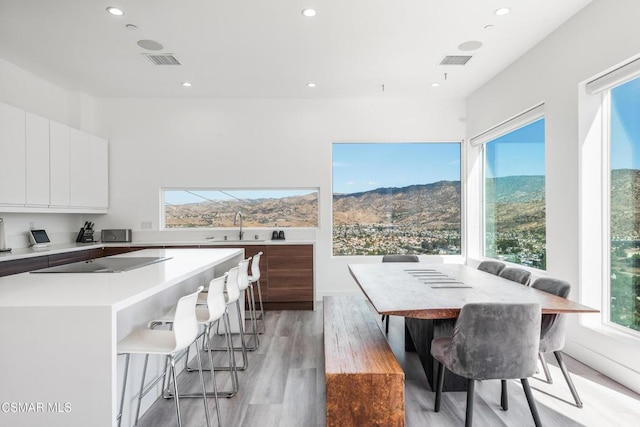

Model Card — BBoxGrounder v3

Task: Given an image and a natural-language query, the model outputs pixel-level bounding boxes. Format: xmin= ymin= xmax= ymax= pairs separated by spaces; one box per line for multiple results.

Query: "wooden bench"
xmin=323 ymin=296 xmax=405 ymax=427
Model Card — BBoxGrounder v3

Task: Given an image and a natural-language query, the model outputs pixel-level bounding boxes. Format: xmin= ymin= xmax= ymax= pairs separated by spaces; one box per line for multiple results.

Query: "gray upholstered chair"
xmin=532 ymin=277 xmax=583 ymax=408
xmin=431 ymin=302 xmax=542 ymax=427
xmin=499 ymin=266 xmax=532 ymax=286
xmin=477 ymin=260 xmax=506 ymax=275
xmin=381 ymin=254 xmax=419 ymax=334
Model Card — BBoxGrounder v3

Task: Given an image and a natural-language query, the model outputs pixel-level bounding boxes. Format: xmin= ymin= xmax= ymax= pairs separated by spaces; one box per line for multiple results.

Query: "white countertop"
xmin=0 ymin=240 xmax=314 ymax=262
xmin=0 ymin=248 xmax=243 ymax=310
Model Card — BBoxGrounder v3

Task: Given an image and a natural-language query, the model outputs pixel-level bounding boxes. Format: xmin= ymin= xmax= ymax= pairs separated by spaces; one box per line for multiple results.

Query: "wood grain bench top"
xmin=324 ymin=295 xmax=404 ymax=375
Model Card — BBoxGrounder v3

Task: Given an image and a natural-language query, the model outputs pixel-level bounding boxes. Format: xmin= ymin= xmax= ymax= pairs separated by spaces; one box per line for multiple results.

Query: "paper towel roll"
xmin=0 ymin=218 xmax=7 ymax=251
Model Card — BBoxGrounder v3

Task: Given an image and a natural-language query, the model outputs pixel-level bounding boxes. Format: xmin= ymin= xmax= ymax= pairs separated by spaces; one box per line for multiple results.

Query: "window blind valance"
xmin=470 ymin=103 xmax=544 ymax=146
xmin=586 ymin=57 xmax=640 ymax=95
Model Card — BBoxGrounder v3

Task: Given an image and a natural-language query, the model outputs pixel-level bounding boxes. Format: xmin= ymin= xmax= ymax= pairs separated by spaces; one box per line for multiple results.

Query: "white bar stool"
xmin=247 ymin=251 xmax=266 ymax=334
xmin=238 ymin=257 xmax=260 ymax=350
xmin=117 ymin=286 xmax=211 ymax=427
xmin=182 ymin=274 xmax=239 ymax=398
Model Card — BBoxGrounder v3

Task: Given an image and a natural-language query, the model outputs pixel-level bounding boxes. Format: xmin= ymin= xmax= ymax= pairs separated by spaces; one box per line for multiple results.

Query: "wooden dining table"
xmin=348 ymin=262 xmax=599 ymax=391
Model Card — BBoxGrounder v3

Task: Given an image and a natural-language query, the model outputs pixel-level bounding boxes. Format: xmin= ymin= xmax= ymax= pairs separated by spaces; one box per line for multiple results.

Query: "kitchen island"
xmin=0 ymin=247 xmax=243 ymax=427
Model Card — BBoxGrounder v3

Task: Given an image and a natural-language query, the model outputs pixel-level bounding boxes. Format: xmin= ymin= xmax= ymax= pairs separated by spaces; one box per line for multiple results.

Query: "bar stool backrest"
xmin=172 ymin=286 xmax=203 ymax=352
xmin=250 ymin=252 xmax=263 ymax=281
xmin=205 ymin=276 xmax=227 ymax=323
xmin=238 ymin=258 xmax=251 ymax=291
xmin=225 ymin=267 xmax=240 ymax=303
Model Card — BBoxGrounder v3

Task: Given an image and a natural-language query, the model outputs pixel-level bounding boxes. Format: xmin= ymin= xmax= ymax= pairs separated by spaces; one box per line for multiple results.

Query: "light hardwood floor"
xmin=136 ymin=307 xmax=640 ymax=427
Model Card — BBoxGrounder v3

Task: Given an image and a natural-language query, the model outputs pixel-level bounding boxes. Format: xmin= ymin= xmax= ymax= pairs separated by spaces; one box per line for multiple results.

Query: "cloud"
xmin=368 ymin=181 xmax=380 ymax=186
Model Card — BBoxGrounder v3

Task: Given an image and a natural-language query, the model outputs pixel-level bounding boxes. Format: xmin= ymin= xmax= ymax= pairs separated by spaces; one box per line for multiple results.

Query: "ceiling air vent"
xmin=142 ymin=53 xmax=181 ymax=65
xmin=439 ymin=55 xmax=473 ymax=66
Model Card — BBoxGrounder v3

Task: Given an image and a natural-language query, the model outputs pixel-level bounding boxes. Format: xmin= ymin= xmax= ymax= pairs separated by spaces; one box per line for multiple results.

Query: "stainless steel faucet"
xmin=234 ymin=211 xmax=244 ymax=241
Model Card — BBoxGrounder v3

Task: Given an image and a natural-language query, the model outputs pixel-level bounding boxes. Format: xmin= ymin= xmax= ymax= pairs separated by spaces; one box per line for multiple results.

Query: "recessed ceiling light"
xmin=106 ymin=7 xmax=124 ymax=16
xmin=484 ymin=24 xmax=495 ymax=30
xmin=494 ymin=7 xmax=510 ymax=16
xmin=302 ymin=9 xmax=317 ymax=17
xmin=125 ymin=24 xmax=138 ymax=30
xmin=306 ymin=83 xmax=316 ymax=88
xmin=181 ymin=82 xmax=192 ymax=87
xmin=431 ymin=83 xmax=441 ymax=87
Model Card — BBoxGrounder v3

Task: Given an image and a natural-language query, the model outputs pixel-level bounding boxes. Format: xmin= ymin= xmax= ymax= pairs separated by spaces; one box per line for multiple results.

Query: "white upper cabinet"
xmin=0 ymin=103 xmax=26 ymax=205
xmin=89 ymin=136 xmax=109 ymax=209
xmin=49 ymin=120 xmax=70 ymax=207
xmin=0 ymin=101 xmax=108 ymax=212
xmin=69 ymin=129 xmax=108 ymax=209
xmin=69 ymin=128 xmax=92 ymax=208
xmin=25 ymin=112 xmax=50 ymax=206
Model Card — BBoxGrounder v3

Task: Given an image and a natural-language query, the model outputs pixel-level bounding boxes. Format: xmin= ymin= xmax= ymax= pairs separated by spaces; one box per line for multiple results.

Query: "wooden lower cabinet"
xmin=234 ymin=244 xmax=314 ymax=310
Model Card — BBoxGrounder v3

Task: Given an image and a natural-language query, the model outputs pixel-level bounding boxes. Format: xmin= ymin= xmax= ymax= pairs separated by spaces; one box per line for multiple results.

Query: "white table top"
xmin=0 ymin=248 xmax=242 ymax=310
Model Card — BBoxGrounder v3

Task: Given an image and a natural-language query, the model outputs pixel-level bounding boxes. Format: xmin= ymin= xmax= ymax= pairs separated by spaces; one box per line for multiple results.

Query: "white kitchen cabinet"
xmin=0 ymin=102 xmax=26 ymax=205
xmin=25 ymin=112 xmax=50 ymax=206
xmin=69 ymin=128 xmax=92 ymax=208
xmin=49 ymin=120 xmax=70 ymax=207
xmin=69 ymin=129 xmax=108 ymax=209
xmin=89 ymin=135 xmax=108 ymax=209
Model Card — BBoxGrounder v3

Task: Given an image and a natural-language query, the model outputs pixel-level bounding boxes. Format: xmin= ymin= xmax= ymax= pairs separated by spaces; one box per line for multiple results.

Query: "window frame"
xmin=474 ymin=105 xmax=546 ymax=270
xmin=330 ymin=141 xmax=464 ymax=257
xmin=160 ymin=187 xmax=320 ymax=230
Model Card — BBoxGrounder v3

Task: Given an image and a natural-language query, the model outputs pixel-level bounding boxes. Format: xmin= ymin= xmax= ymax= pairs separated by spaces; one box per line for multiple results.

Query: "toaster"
xmin=101 ymin=229 xmax=132 ymax=243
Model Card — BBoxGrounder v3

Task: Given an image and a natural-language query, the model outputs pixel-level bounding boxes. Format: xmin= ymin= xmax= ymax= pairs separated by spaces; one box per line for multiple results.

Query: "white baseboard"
xmin=564 ymin=340 xmax=640 ymax=394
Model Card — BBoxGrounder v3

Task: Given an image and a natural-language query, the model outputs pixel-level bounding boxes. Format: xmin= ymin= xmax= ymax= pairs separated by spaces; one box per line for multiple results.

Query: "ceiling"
xmin=0 ymin=0 xmax=593 ymax=99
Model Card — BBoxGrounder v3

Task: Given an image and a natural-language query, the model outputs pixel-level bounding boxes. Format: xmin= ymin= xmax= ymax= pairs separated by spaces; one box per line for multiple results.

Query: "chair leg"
xmin=521 ymin=378 xmax=542 ymax=427
xmin=133 ymin=354 xmax=150 ymax=425
xmin=465 ymin=379 xmax=475 ymax=427
xmin=554 ymin=351 xmax=583 ymax=408
xmin=193 ymin=338 xmax=212 ymax=427
xmin=169 ymin=356 xmax=183 ymax=427
xmin=434 ymin=361 xmax=445 ymax=412
xmin=501 ymin=379 xmax=508 ymax=410
xmin=255 ymin=279 xmax=266 ymax=333
xmin=117 ymin=354 xmax=130 ymax=427
xmin=204 ymin=325 xmax=222 ymax=426
xmin=539 ymin=352 xmax=553 ymax=383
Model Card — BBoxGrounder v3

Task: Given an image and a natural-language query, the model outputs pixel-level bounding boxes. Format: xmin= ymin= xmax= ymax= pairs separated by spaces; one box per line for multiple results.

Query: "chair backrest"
xmin=172 ymin=286 xmax=204 ymax=352
xmin=499 ymin=267 xmax=532 ymax=286
xmin=225 ymin=267 xmax=240 ymax=303
xmin=382 ymin=254 xmax=419 ymax=263
xmin=250 ymin=251 xmax=263 ymax=281
xmin=477 ymin=260 xmax=506 ymax=276
xmin=447 ymin=302 xmax=541 ymax=380
xmin=237 ymin=258 xmax=251 ymax=291
xmin=531 ymin=277 xmax=570 ymax=352
xmin=204 ymin=275 xmax=227 ymax=323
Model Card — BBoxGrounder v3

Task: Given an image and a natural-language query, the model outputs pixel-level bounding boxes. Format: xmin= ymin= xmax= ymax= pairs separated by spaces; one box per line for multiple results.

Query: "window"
xmin=332 ymin=142 xmax=461 ymax=256
xmin=608 ymin=76 xmax=640 ymax=332
xmin=162 ymin=189 xmax=319 ymax=229
xmin=481 ymin=113 xmax=546 ymax=269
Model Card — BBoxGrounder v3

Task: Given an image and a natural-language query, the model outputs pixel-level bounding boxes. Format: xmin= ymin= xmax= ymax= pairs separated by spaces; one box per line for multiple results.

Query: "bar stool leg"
xmin=169 ymin=356 xmax=183 ymax=427
xmin=193 ymin=338 xmax=212 ymax=427
xmin=203 ymin=324 xmax=222 ymax=426
xmin=117 ymin=354 xmax=130 ymax=427
xmin=133 ymin=354 xmax=150 ymax=426
xmin=255 ymin=279 xmax=266 ymax=333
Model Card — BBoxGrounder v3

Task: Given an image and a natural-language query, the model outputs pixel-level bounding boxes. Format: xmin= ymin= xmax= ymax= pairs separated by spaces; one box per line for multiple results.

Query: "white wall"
xmin=93 ymin=96 xmax=466 ymax=297
xmin=466 ymin=0 xmax=640 ymax=393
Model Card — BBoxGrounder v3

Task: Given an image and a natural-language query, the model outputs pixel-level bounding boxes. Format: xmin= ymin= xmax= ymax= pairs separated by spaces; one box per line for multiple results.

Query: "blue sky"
xmin=332 ymin=142 xmax=461 ymax=194
xmin=485 ymin=118 xmax=545 ymax=179
xmin=611 ymin=76 xmax=640 ymax=170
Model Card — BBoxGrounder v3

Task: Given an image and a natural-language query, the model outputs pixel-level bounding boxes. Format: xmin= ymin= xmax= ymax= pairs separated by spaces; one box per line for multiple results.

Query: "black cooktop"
xmin=30 ymin=256 xmax=171 ymax=273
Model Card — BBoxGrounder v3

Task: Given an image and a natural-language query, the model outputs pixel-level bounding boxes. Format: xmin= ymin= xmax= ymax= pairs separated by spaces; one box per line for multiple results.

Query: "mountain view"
xmin=165 ymin=193 xmax=318 ymax=228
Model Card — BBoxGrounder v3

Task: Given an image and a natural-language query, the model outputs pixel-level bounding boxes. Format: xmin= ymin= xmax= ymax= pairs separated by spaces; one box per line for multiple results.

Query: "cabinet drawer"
xmin=0 ymin=256 xmax=49 ymax=277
